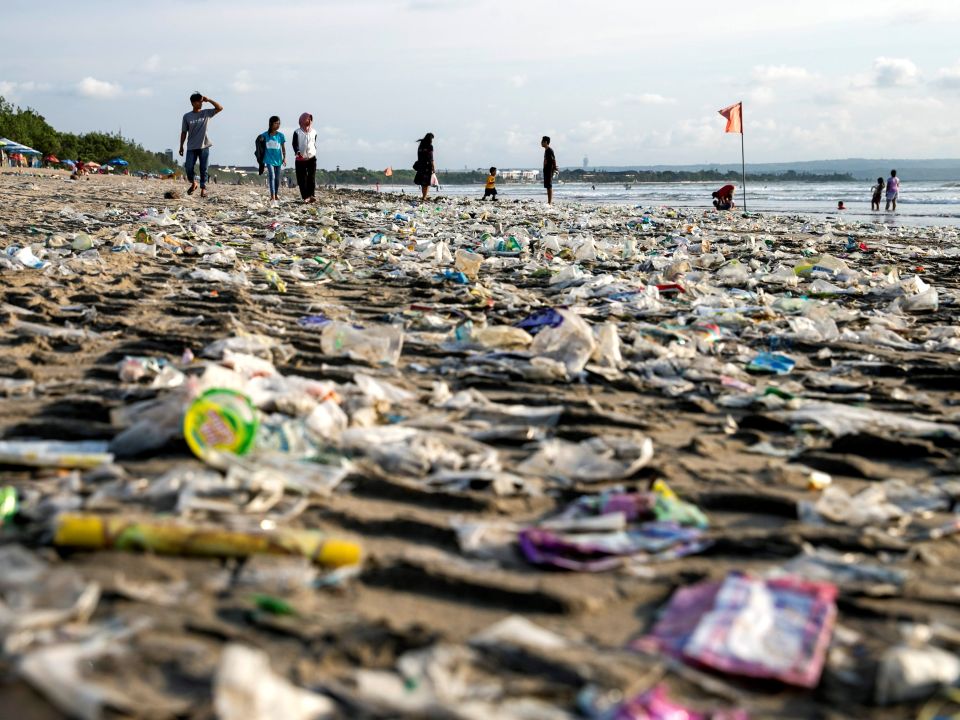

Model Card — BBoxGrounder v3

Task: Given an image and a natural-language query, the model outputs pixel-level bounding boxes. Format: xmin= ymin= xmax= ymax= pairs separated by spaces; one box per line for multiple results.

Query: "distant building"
xmin=498 ymin=169 xmax=540 ymax=183
xmin=163 ymin=149 xmax=174 ymax=164
xmin=583 ymin=156 xmax=588 ymax=169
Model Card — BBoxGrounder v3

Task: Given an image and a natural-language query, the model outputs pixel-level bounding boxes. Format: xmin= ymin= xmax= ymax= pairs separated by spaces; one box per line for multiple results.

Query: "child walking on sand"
xmin=261 ymin=116 xmax=286 ymax=203
xmin=482 ymin=167 xmax=497 ymax=201
xmin=871 ymin=177 xmax=884 ymax=211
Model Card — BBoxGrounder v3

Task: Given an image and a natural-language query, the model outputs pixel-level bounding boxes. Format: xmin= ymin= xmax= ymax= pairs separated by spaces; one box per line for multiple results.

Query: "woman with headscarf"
xmin=293 ymin=112 xmax=318 ymax=203
xmin=414 ymin=133 xmax=435 ymax=201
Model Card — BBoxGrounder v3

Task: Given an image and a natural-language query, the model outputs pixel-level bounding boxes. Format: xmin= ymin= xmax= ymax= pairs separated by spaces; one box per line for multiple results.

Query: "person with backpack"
xmin=413 ymin=133 xmax=435 ymax=201
xmin=292 ymin=112 xmax=318 ymax=203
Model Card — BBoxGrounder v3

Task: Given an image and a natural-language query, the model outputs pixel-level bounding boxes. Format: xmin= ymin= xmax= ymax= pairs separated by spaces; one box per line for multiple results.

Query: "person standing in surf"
xmin=541 ymin=136 xmax=557 ymax=204
xmin=414 ymin=133 xmax=435 ymax=201
xmin=885 ymin=169 xmax=900 ymax=212
xmin=871 ymin=177 xmax=885 ymax=211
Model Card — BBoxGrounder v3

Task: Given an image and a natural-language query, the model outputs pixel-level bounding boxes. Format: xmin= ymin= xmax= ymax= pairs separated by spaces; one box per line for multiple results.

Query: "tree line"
xmin=0 ymin=96 xmax=171 ymax=172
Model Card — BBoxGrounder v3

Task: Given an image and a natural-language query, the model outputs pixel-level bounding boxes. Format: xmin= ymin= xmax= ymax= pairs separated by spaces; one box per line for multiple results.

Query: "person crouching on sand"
xmin=293 ymin=112 xmax=318 ymax=204
xmin=482 ymin=167 xmax=498 ymax=201
xmin=414 ymin=133 xmax=435 ymax=201
xmin=712 ymin=184 xmax=735 ymax=211
xmin=261 ymin=116 xmax=286 ymax=204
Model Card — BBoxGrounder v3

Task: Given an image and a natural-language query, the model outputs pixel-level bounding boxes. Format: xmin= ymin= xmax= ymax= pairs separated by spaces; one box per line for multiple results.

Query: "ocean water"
xmin=368 ymin=180 xmax=960 ymax=227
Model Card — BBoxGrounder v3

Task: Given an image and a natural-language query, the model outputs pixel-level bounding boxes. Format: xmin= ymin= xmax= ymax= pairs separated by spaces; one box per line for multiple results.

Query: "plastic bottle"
xmin=0 ymin=486 xmax=17 ymax=526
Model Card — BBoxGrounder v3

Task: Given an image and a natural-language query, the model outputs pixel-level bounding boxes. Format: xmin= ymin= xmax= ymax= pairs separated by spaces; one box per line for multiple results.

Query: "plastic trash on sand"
xmin=746 ymin=352 xmax=795 ymax=375
xmin=215 ymin=644 xmax=336 ymax=720
xmin=518 ymin=485 xmax=710 ymax=571
xmin=799 ymin=479 xmax=950 ymax=528
xmin=53 ymin=513 xmax=362 ymax=568
xmin=777 ymin=401 xmax=960 ymax=440
xmin=529 ymin=309 xmax=597 ymax=375
xmin=321 ymin=320 xmax=404 ymax=366
xmin=875 ymin=628 xmax=960 ymax=705
xmin=635 ymin=572 xmax=837 ymax=688
xmin=587 ymin=684 xmax=748 ymax=720
xmin=454 ymin=248 xmax=483 ymax=280
xmin=517 ymin=435 xmax=653 ymax=483
xmin=183 ymin=388 xmax=260 ymax=463
xmin=0 ymin=440 xmax=113 ymax=469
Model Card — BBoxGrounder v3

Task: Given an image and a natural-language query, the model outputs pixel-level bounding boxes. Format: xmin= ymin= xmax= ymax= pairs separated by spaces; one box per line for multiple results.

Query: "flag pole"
xmin=740 ymin=102 xmax=747 ymax=213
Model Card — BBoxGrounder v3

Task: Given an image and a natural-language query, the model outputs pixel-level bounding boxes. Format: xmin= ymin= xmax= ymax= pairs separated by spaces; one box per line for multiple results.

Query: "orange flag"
xmin=718 ymin=102 xmax=742 ymax=134
xmin=384 ymin=166 xmax=393 ymax=177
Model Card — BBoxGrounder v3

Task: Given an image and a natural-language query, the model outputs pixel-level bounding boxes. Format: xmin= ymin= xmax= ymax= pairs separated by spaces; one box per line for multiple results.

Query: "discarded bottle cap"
xmin=183 ymin=388 xmax=259 ymax=462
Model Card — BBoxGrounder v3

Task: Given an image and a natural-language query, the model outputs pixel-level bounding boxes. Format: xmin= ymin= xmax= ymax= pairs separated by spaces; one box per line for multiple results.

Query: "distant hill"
xmin=596 ymin=159 xmax=960 ymax=182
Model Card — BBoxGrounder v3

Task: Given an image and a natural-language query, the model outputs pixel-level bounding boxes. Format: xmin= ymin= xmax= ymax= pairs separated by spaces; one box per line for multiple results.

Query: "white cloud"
xmin=873 ymin=56 xmax=919 ymax=87
xmin=76 ymin=77 xmax=122 ymax=98
xmin=134 ymin=87 xmax=154 ymax=97
xmin=568 ymin=119 xmax=618 ymax=145
xmin=629 ymin=93 xmax=676 ymax=105
xmin=935 ymin=63 xmax=960 ymax=89
xmin=602 ymin=92 xmax=676 ymax=108
xmin=752 ymin=65 xmax=812 ymax=82
xmin=509 ymin=74 xmax=527 ymax=88
xmin=231 ymin=70 xmax=255 ymax=94
xmin=143 ymin=54 xmax=161 ymax=73
xmin=748 ymin=87 xmax=776 ymax=105
xmin=0 ymin=80 xmax=49 ymax=97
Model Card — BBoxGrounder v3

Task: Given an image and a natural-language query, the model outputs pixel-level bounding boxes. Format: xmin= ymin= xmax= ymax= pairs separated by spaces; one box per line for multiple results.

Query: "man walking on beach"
xmin=542 ymin=136 xmax=557 ymax=204
xmin=179 ymin=92 xmax=223 ymax=198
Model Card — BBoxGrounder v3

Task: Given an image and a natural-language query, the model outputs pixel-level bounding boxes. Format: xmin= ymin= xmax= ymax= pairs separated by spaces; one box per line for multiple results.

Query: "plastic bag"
xmin=530 ymin=309 xmax=596 ymax=375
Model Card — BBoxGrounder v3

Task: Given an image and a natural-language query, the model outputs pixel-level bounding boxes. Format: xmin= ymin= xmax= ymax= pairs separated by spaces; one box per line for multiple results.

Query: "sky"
xmin=2 ymin=0 xmax=960 ymax=170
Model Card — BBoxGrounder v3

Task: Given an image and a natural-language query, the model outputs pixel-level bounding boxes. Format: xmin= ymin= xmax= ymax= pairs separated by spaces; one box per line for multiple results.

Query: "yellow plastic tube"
xmin=54 ymin=513 xmax=361 ymax=568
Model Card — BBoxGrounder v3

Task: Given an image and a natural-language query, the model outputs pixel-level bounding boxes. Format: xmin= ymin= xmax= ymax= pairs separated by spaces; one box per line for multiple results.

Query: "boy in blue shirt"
xmin=261 ymin=116 xmax=286 ymax=202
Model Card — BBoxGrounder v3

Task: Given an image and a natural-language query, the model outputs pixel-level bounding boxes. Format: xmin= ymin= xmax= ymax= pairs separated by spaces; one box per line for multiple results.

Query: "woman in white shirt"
xmin=293 ymin=112 xmax=318 ymax=203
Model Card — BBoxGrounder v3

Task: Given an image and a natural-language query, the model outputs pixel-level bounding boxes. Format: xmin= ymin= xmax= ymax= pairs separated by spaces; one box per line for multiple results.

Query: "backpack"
xmin=254 ymin=134 xmax=266 ymax=175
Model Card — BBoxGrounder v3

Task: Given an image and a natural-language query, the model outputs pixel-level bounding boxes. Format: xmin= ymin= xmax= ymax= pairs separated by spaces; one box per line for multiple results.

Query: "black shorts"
xmin=543 ymin=176 xmax=552 ymax=189
xmin=483 ymin=187 xmax=497 ymax=198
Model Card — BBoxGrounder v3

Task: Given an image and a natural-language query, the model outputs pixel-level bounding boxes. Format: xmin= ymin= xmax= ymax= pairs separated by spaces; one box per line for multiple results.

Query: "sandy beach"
xmin=2 ymin=170 xmax=960 ymax=718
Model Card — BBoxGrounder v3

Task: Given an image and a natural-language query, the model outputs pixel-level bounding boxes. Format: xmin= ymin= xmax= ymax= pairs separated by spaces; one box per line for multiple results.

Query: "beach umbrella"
xmin=159 ymin=168 xmax=174 ymax=175
xmin=45 ymin=155 xmax=59 ymax=163
xmin=106 ymin=158 xmax=128 ymax=166
xmin=85 ymin=161 xmax=101 ymax=169
xmin=62 ymin=159 xmax=76 ymax=166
